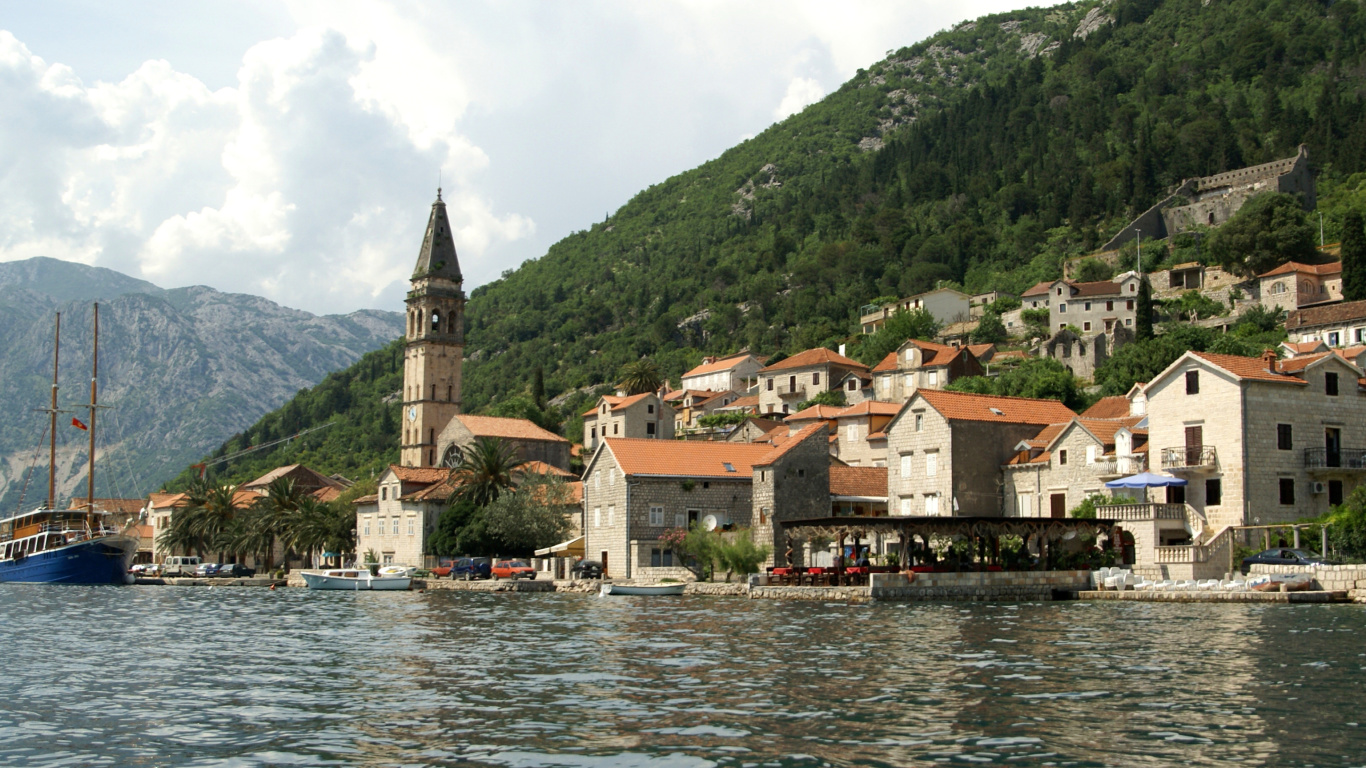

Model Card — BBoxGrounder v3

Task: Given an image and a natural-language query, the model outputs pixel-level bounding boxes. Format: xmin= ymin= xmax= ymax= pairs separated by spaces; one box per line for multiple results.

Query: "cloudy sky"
xmin=0 ymin=0 xmax=1026 ymax=316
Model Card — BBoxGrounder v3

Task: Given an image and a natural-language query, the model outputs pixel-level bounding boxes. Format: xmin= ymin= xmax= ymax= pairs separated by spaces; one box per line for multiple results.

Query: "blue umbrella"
xmin=1105 ymin=472 xmax=1188 ymax=488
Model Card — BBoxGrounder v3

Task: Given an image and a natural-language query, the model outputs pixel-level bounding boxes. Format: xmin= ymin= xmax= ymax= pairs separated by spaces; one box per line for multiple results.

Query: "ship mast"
xmin=85 ymin=303 xmax=99 ymax=528
xmin=47 ymin=313 xmax=60 ymax=511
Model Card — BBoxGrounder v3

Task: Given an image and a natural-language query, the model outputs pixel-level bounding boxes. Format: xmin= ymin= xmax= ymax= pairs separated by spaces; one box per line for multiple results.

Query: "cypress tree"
xmin=1136 ymin=277 xmax=1154 ymax=341
xmin=1341 ymin=210 xmax=1366 ymax=302
xmin=532 ymin=366 xmax=546 ymax=411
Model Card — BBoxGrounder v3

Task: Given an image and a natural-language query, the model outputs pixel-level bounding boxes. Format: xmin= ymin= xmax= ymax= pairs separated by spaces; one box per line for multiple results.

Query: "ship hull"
xmin=0 ymin=534 xmax=138 ymax=585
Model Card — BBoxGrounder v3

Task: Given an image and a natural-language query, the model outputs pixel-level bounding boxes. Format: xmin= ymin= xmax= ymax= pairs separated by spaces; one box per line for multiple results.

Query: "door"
xmin=1329 ymin=479 xmax=1344 ymax=506
xmin=1326 ymin=428 xmax=1342 ymax=468
xmin=1050 ymin=493 xmax=1067 ymax=519
xmin=600 ymin=550 xmax=609 ymax=578
xmin=1185 ymin=425 xmax=1203 ymax=466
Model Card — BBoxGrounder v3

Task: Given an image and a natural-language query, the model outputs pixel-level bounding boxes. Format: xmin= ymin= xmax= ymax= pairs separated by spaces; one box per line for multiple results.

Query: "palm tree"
xmin=618 ymin=359 xmax=662 ymax=395
xmin=451 ymin=436 xmax=526 ymax=507
xmin=253 ymin=477 xmax=303 ymax=570
xmin=187 ymin=483 xmax=239 ymax=563
xmin=281 ymin=497 xmax=355 ymax=568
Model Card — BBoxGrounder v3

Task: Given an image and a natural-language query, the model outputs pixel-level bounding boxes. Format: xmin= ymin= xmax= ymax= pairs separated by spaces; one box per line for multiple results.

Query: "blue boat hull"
xmin=0 ymin=535 xmax=138 ymax=585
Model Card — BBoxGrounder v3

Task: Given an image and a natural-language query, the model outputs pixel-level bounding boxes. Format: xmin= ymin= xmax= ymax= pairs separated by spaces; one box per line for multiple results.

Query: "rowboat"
xmin=301 ymin=569 xmax=411 ymax=591
xmin=1248 ymin=573 xmax=1314 ymax=592
xmin=599 ymin=582 xmax=686 ymax=596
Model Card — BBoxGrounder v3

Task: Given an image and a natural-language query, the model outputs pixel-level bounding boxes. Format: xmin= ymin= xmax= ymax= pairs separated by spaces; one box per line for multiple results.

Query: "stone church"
xmin=399 ymin=191 xmax=570 ymax=471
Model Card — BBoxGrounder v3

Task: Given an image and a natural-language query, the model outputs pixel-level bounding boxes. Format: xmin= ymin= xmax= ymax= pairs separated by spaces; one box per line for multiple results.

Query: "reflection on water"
xmin=0 ymin=585 xmax=1363 ymax=767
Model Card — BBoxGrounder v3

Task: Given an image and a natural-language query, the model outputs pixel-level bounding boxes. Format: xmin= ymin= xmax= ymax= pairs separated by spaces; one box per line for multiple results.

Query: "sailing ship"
xmin=0 ymin=305 xmax=138 ymax=584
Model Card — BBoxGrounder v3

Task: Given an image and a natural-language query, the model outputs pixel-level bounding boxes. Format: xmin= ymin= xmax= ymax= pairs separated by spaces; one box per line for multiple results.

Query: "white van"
xmin=162 ymin=556 xmax=201 ymax=576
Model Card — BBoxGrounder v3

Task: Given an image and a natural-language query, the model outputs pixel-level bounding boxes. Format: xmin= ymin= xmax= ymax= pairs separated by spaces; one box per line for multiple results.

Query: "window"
xmin=407 ymin=519 xmax=414 ymax=536
xmin=594 ymin=471 xmax=601 ymax=489
xmin=1279 ymin=479 xmax=1296 ymax=505
xmin=1185 ymin=371 xmax=1199 ymax=395
xmin=383 ymin=554 xmax=394 ymax=565
xmin=847 ymin=379 xmax=857 ymax=391
xmin=847 ymin=425 xmax=857 ymax=442
xmin=1058 ymin=303 xmax=1067 ymax=313
xmin=1086 ymin=445 xmax=1096 ymax=464
xmin=900 ymin=454 xmax=912 ymax=477
xmin=925 ymin=494 xmax=940 ymax=516
xmin=650 ymin=548 xmax=673 ymax=567
xmin=915 ymin=413 xmax=923 ymax=432
xmin=1270 ymin=281 xmax=1287 ymax=295
xmin=1206 ymin=478 xmax=1222 ymax=506
xmin=590 ymin=427 xmax=596 ymax=440
xmin=759 ymin=507 xmax=768 ymax=525
xmin=1106 ymin=300 xmax=1114 ymax=311
xmin=675 ymin=512 xmax=686 ymax=527
xmin=1016 ymin=493 xmax=1032 ymax=517
xmin=649 ymin=506 xmax=664 ymax=526
xmin=608 ymin=506 xmax=615 ymax=526
xmin=381 ymin=487 xmax=387 ymax=501
xmin=1277 ymin=424 xmax=1293 ymax=450
xmin=900 ymin=498 xmax=912 ymax=515
xmin=609 ymin=469 xmax=616 ymax=487
xmin=1357 ymin=328 xmax=1365 ymax=344
xmin=392 ymin=519 xmax=400 ymax=535
xmin=1058 ymin=449 xmax=1068 ymax=466
xmin=1125 ymin=318 xmax=1133 ymax=326
xmin=723 ymin=462 xmax=736 ymax=473
xmin=783 ymin=404 xmax=789 ymax=414
xmin=813 ymin=372 xmax=820 ymax=385
xmin=925 ymin=453 xmax=938 ymax=476
xmin=1326 ymin=371 xmax=1339 ymax=396
xmin=766 ymin=378 xmax=773 ymax=391
xmin=646 ymin=422 xmax=656 ymax=436
xmin=1166 ymin=485 xmax=1185 ymax=504
xmin=928 ymin=371 xmax=939 ymax=386
xmin=1126 ymin=300 xmax=1134 ymax=310
xmin=363 ymin=522 xmax=370 ymax=537
xmin=613 ymin=423 xmax=619 ymax=435
xmin=647 ymin=404 xmax=654 ymax=414
xmin=1083 ymin=322 xmax=1092 ymax=332
xmin=1084 ymin=302 xmax=1092 ymax=311
xmin=1328 ymin=331 xmax=1341 ymax=347
xmin=594 ymin=508 xmax=601 ymax=527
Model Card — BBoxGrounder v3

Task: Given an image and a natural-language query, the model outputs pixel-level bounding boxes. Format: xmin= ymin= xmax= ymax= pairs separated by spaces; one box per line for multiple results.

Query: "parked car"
xmin=491 ymin=559 xmax=536 ymax=580
xmin=217 ymin=563 xmax=256 ymax=578
xmin=128 ymin=563 xmax=159 ymax=576
xmin=162 ymin=555 xmax=201 ymax=576
xmin=195 ymin=563 xmax=221 ymax=577
xmin=1240 ymin=548 xmax=1327 ymax=573
xmin=571 ymin=559 xmax=603 ymax=579
xmin=431 ymin=557 xmax=492 ymax=580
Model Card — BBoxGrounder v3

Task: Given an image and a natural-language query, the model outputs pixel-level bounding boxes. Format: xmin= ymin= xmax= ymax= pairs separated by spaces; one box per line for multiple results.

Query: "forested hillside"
xmin=186 ymin=0 xmax=1366 ymax=488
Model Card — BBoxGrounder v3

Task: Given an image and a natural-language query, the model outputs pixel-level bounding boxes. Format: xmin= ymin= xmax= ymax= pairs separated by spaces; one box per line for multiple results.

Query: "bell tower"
xmin=401 ymin=189 xmax=465 ymax=468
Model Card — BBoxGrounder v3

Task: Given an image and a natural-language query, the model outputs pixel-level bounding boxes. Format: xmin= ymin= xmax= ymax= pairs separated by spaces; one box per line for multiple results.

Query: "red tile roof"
xmin=683 ymin=353 xmax=762 ymax=378
xmin=1275 ymin=351 xmax=1334 ymax=374
xmin=1287 ymin=300 xmax=1366 ymax=330
xmin=835 ymin=401 xmax=903 ymax=418
xmin=1081 ymin=396 xmax=1131 ymax=419
xmin=759 ymin=347 xmax=869 ymax=374
xmin=456 ymin=415 xmax=569 ymax=443
xmin=521 ymin=461 xmax=576 ymax=478
xmin=1076 ymin=417 xmax=1145 ymax=449
xmin=1258 ymin=260 xmax=1341 ymax=278
xmin=1068 ymin=279 xmax=1128 ymax=297
xmin=916 ymin=389 xmax=1077 ymax=425
xmin=966 ymin=343 xmax=996 ymax=361
xmin=242 ymin=464 xmax=344 ymax=491
xmin=756 ymin=423 xmax=828 ymax=467
xmin=992 ymin=350 xmax=1030 ymax=362
xmin=830 ymin=466 xmax=888 ymax=498
xmin=873 ymin=352 xmax=900 ymax=373
xmin=148 ymin=492 xmax=189 ymax=509
xmin=566 ymin=481 xmax=584 ymax=504
xmin=605 ymin=439 xmax=774 ymax=478
xmin=70 ymin=497 xmax=144 ymax=515
xmin=1023 ymin=423 xmax=1068 ymax=448
xmin=1282 ymin=340 xmax=1329 ymax=356
xmin=389 ymin=466 xmax=453 ymax=484
xmin=1021 ymin=280 xmax=1053 ymax=297
xmin=1191 ymin=352 xmax=1305 ymax=384
xmin=718 ymin=394 xmax=760 ymax=410
xmin=352 ymin=493 xmax=379 ymax=505
xmin=785 ymin=404 xmax=845 ymax=422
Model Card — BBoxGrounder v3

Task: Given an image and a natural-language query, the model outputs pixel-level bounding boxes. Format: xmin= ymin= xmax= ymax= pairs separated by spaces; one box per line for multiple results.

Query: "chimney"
xmin=1262 ymin=348 xmax=1278 ymax=372
xmin=838 ymin=343 xmax=847 ymax=357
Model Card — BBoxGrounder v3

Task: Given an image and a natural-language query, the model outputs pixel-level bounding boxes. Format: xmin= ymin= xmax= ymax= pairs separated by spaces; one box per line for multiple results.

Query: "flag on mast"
xmin=72 ymin=417 xmax=88 ymax=431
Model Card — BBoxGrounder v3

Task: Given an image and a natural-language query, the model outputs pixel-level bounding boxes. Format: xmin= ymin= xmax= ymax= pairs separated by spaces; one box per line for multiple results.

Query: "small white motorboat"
xmin=599 ymin=582 xmax=686 ymax=596
xmin=378 ymin=565 xmax=416 ymax=577
xmin=301 ymin=569 xmax=412 ymax=591
xmin=1248 ymin=573 xmax=1314 ymax=592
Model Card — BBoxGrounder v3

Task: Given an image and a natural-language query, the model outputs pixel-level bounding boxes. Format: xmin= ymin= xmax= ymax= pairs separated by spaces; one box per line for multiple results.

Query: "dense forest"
xmin=177 ymin=0 xmax=1366 ymax=489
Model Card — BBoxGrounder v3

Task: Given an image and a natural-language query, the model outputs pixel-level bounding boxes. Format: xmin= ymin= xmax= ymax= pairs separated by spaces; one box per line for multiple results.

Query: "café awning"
xmin=534 ymin=535 xmax=584 ymax=558
xmin=1104 ymin=472 xmax=1188 ymax=489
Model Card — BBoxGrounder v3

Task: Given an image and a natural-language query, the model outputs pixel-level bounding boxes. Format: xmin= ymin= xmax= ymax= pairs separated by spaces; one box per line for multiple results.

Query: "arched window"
xmin=429 ymin=428 xmax=435 ymax=444
xmin=441 ymin=446 xmax=459 ymax=467
xmin=1270 ymin=282 xmax=1287 ymax=295
xmin=431 ymin=310 xmax=441 ymax=330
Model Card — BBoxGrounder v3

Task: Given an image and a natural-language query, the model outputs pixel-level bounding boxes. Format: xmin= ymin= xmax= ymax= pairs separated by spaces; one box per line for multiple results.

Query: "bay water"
xmin=1 ymin=585 xmax=1363 ymax=767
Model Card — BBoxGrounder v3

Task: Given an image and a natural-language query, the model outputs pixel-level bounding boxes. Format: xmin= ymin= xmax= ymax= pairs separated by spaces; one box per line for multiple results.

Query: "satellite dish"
xmin=702 ymin=514 xmax=719 ymax=531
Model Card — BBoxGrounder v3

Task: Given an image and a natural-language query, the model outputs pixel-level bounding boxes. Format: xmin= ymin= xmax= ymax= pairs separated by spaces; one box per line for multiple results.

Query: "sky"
xmin=0 ymin=0 xmax=1028 ymax=316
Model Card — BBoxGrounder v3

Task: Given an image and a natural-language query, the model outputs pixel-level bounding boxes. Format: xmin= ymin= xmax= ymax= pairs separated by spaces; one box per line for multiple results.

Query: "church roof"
xmin=413 ymin=190 xmax=463 ymax=282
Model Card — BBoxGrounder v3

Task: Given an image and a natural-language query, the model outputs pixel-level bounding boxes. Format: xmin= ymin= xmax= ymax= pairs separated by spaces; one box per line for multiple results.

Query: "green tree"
xmin=945 ymin=357 xmax=1085 ymax=411
xmin=1093 ymin=324 xmax=1220 ymax=396
xmin=1135 ymin=277 xmax=1154 ymax=341
xmin=796 ymin=389 xmax=846 ymax=410
xmin=449 ymin=436 xmax=526 ymax=507
xmin=482 ymin=474 xmax=575 ymax=554
xmin=1021 ymin=308 xmax=1051 ymax=339
xmin=1069 ymin=493 xmax=1112 ymax=519
xmin=618 ymin=359 xmax=663 ymax=395
xmin=856 ymin=308 xmax=941 ymax=366
xmin=1207 ymin=192 xmax=1318 ymax=276
xmin=971 ymin=310 xmax=1007 ymax=344
xmin=1169 ymin=290 xmax=1228 ymax=322
xmin=1072 ymin=258 xmax=1114 ymax=283
xmin=1341 ymin=210 xmax=1366 ymax=302
xmin=714 ymin=529 xmax=772 ymax=582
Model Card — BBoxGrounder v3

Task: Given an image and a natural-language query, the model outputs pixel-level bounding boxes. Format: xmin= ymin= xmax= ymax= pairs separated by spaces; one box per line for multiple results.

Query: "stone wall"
xmin=1248 ymin=562 xmax=1366 ymax=593
xmin=757 ymin=425 xmax=831 ymax=567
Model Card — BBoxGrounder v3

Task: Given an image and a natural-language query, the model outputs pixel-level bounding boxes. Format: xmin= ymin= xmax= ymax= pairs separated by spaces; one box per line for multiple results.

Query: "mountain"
xmin=0 ymin=257 xmax=402 ymax=511
xmin=184 ymin=0 xmax=1366 ymax=487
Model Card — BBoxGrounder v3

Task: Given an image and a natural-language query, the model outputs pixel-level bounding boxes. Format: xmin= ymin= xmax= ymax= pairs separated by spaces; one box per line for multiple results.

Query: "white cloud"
xmin=775 ymin=77 xmax=827 ymax=120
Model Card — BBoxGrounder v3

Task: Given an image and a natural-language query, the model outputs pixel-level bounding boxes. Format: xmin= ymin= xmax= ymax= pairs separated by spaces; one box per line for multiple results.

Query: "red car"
xmin=491 ymin=559 xmax=536 ymax=580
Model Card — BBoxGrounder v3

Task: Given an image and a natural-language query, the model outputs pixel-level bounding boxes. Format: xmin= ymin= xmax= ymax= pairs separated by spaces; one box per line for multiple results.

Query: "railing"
xmin=1096 ymin=503 xmax=1185 ymax=522
xmin=1091 ymin=454 xmax=1147 ymax=475
xmin=776 ymin=383 xmax=807 ymax=398
xmin=1161 ymin=445 xmax=1217 ymax=470
xmin=1304 ymin=447 xmax=1366 ymax=470
xmin=1153 ymin=526 xmax=1236 ymax=566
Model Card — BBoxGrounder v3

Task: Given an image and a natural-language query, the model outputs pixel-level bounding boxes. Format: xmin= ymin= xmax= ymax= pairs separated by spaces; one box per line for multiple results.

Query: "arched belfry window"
xmin=431 ymin=310 xmax=441 ymax=330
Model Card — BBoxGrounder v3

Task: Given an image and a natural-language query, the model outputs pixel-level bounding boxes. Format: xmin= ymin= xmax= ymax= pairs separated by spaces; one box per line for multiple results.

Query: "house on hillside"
xmin=240 ymin=464 xmax=352 ymax=502
xmin=666 ymin=389 xmax=742 ymax=432
xmin=830 ymin=401 xmax=902 ymax=467
xmin=756 ymin=348 xmax=870 ymax=416
xmin=353 ymin=466 xmax=452 ymax=567
xmin=1259 ymin=261 xmax=1342 ymax=313
xmin=859 ymin=288 xmax=971 ymax=334
xmin=680 ymin=352 xmax=766 ymax=393
xmin=884 ymin=390 xmax=1077 ymax=517
xmin=1002 ymin=416 xmax=1148 ymax=519
xmin=437 ymin=414 xmax=571 ymax=471
xmin=583 ymin=392 xmax=674 ymax=451
xmin=1044 ymin=273 xmax=1141 ymax=335
xmin=871 ymin=338 xmax=984 ymax=402
xmin=1286 ymin=299 xmax=1366 ymax=349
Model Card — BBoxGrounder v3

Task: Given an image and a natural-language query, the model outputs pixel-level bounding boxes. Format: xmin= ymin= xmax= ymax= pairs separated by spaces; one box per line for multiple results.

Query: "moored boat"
xmin=1248 ymin=573 xmax=1314 ymax=592
xmin=599 ymin=582 xmax=686 ymax=596
xmin=301 ymin=569 xmax=412 ymax=591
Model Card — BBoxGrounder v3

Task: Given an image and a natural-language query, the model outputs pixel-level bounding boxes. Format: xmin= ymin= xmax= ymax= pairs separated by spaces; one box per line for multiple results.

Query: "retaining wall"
xmin=1248 ymin=563 xmax=1366 ymax=594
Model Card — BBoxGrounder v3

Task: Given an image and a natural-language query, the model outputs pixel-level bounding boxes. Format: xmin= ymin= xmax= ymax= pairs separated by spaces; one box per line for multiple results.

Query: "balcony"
xmin=1161 ymin=445 xmax=1217 ymax=471
xmin=1095 ymin=503 xmax=1185 ymax=522
xmin=1091 ymin=454 xmax=1147 ymax=477
xmin=776 ymin=383 xmax=808 ymax=398
xmin=1304 ymin=447 xmax=1366 ymax=471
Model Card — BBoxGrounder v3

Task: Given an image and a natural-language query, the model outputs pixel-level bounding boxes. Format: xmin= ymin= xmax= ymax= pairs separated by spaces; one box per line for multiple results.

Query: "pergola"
xmin=777 ymin=516 xmax=1121 ymax=571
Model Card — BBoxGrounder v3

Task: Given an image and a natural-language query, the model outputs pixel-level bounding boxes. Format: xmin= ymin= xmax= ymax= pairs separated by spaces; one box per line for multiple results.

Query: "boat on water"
xmin=1248 ymin=573 xmax=1314 ymax=592
xmin=0 ymin=306 xmax=138 ymax=585
xmin=599 ymin=582 xmax=686 ymax=596
xmin=301 ymin=569 xmax=412 ymax=591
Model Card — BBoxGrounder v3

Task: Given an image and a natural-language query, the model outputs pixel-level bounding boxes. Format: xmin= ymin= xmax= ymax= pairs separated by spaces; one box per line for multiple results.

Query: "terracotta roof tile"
xmin=566 ymin=481 xmax=583 ymax=504
xmin=1274 ymin=351 xmax=1335 ymax=374
xmin=389 ymin=466 xmax=453 ymax=484
xmin=835 ymin=401 xmax=903 ymax=418
xmin=786 ymin=404 xmax=845 ymax=421
xmin=1068 ymin=279 xmax=1128 ymax=297
xmin=1287 ymin=299 xmax=1366 ymax=330
xmin=1191 ymin=352 xmax=1305 ymax=384
xmin=916 ymin=389 xmax=1077 ymax=425
xmin=683 ymin=353 xmax=761 ymax=378
xmin=830 ymin=466 xmax=887 ymax=498
xmin=992 ymin=350 xmax=1030 ymax=362
xmin=866 ymin=431 xmax=888 ymax=441
xmin=1283 ymin=340 xmax=1329 ymax=356
xmin=1020 ymin=280 xmax=1053 ymax=297
xmin=521 ymin=461 xmax=576 ymax=478
xmin=148 ymin=492 xmax=189 ymax=508
xmin=352 ymin=493 xmax=379 ymax=505
xmin=759 ymin=347 xmax=869 ymax=374
xmin=755 ymin=423 xmax=828 ymax=467
xmin=1023 ymin=423 xmax=1068 ymax=448
xmin=605 ymin=439 xmax=774 ymax=478
xmin=1076 ymin=417 xmax=1144 ymax=449
xmin=1081 ymin=396 xmax=1131 ymax=419
xmin=1258 ymin=260 xmax=1341 ymax=278
xmin=717 ymin=394 xmax=760 ymax=410
xmin=966 ymin=343 xmax=996 ymax=361
xmin=70 ymin=497 xmax=144 ymax=515
xmin=873 ymin=352 xmax=899 ymax=373
xmin=456 ymin=414 xmax=569 ymax=443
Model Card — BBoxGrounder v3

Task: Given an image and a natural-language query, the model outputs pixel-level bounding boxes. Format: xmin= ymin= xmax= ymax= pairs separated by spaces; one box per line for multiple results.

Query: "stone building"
xmin=436 ymin=414 xmax=571 ymax=471
xmin=240 ymin=464 xmax=350 ymax=501
xmin=884 ymin=390 xmax=1077 ymax=518
xmin=859 ymin=288 xmax=971 ymax=335
xmin=756 ymin=347 xmax=869 ymax=416
xmin=830 ymin=400 xmax=901 ymax=467
xmin=666 ymin=389 xmax=741 ymax=433
xmin=1041 ymin=324 xmax=1134 ymax=383
xmin=353 ymin=466 xmax=451 ymax=567
xmin=583 ymin=392 xmax=675 ymax=450
xmin=1286 ymin=299 xmax=1366 ymax=348
xmin=402 ymin=191 xmax=466 ymax=468
xmin=1044 ymin=273 xmax=1142 ymax=335
xmin=1259 ymin=261 xmax=1342 ymax=313
xmin=1002 ymin=416 xmax=1148 ymax=519
xmin=870 ymin=339 xmax=984 ymax=402
xmin=680 ymin=352 xmax=766 ymax=392
xmin=748 ymin=424 xmax=832 ymax=568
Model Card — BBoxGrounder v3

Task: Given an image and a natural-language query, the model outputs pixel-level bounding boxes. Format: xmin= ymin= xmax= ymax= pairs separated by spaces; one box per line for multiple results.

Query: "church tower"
xmin=401 ymin=190 xmax=465 ymax=468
